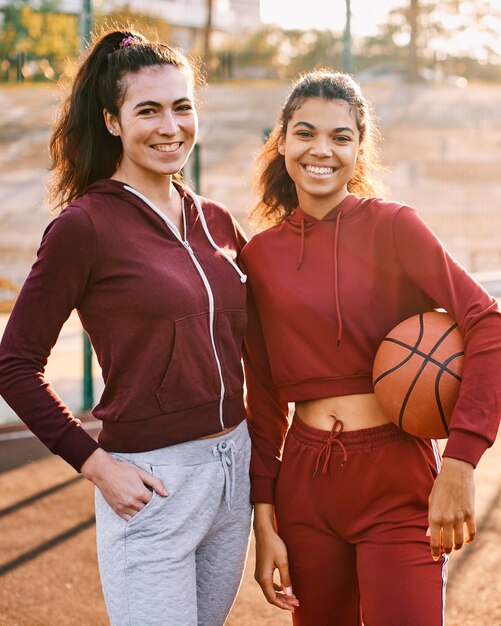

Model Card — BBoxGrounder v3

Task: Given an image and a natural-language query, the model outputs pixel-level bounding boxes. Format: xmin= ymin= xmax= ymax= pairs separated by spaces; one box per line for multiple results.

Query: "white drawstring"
xmin=213 ymin=439 xmax=237 ymax=509
xmin=188 ymin=191 xmax=248 ymax=284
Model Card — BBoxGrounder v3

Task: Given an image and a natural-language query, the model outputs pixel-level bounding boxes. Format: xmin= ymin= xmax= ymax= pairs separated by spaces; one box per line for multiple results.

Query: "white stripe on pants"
xmin=95 ymin=419 xmax=252 ymax=626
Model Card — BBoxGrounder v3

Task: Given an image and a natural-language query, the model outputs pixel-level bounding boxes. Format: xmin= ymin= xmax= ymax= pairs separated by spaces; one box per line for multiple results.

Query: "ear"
xmin=103 ymin=109 xmax=119 ymax=137
xmin=277 ymin=136 xmax=285 ymax=156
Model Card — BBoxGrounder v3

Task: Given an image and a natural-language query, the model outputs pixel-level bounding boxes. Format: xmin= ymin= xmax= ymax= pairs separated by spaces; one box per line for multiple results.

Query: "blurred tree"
xmin=94 ymin=4 xmax=172 ymax=43
xmin=0 ymin=0 xmax=79 ymax=78
xmin=372 ymin=0 xmax=501 ymax=82
xmin=203 ymin=0 xmax=214 ymax=71
xmin=408 ymin=0 xmax=419 ymax=81
xmin=230 ymin=25 xmax=343 ymax=79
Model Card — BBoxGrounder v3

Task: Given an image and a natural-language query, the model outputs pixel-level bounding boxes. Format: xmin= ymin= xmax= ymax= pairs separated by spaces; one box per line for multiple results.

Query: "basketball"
xmin=372 ymin=311 xmax=464 ymax=439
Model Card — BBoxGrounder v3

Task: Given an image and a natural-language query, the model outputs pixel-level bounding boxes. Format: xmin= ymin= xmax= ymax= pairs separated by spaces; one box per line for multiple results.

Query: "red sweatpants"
xmin=274 ymin=415 xmax=447 ymax=626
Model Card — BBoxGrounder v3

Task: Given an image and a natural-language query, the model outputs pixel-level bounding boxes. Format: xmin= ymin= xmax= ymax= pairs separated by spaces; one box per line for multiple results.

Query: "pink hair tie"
xmin=119 ymin=35 xmax=141 ymax=49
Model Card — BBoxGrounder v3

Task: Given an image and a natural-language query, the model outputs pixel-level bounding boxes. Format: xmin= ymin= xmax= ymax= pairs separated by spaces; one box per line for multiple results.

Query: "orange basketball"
xmin=373 ymin=311 xmax=464 ymax=439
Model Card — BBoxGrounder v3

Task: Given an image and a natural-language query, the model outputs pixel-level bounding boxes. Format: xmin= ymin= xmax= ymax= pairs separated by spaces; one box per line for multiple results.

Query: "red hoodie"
xmin=241 ymin=194 xmax=501 ymax=503
xmin=0 ymin=179 xmax=247 ymax=471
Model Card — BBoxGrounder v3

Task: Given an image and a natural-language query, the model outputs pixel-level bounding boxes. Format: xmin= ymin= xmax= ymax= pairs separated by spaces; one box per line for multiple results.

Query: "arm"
xmin=393 ymin=207 xmax=501 ymax=555
xmin=0 ymin=206 xmax=168 ymax=516
xmin=241 ymin=260 xmax=298 ymax=605
xmin=0 ymin=207 xmax=100 ymax=469
xmin=393 ymin=206 xmax=501 ymax=462
xmin=242 ymin=278 xmax=290 ymax=503
xmin=253 ymin=503 xmax=299 ymax=612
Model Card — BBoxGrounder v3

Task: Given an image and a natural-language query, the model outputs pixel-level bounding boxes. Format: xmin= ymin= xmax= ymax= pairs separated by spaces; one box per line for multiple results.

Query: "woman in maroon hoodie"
xmin=241 ymin=69 xmax=501 ymax=625
xmin=0 ymin=30 xmax=251 ymax=626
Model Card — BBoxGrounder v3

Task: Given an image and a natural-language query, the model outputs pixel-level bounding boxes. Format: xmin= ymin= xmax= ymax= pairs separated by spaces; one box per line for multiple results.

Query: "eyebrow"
xmin=292 ymin=121 xmax=355 ymax=134
xmin=133 ymin=97 xmax=193 ymax=110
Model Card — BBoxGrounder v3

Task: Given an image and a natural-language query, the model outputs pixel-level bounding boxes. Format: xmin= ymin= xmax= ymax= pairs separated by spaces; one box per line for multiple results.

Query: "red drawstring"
xmin=313 ymin=418 xmax=347 ymax=477
xmin=297 ymin=217 xmax=305 ymax=271
xmin=333 ymin=210 xmax=343 ymax=346
xmin=296 ymin=209 xmax=343 ymax=343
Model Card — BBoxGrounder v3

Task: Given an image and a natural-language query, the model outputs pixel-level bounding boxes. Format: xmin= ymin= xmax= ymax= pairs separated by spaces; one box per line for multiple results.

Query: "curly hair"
xmin=250 ymin=69 xmax=386 ymax=229
xmin=49 ymin=29 xmax=202 ymax=213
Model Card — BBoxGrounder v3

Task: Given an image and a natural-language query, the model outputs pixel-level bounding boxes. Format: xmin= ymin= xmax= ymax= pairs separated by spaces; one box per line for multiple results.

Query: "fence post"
xmin=82 ymin=332 xmax=93 ymax=411
xmin=192 ymin=143 xmax=201 ymax=194
xmin=81 ymin=0 xmax=94 ymax=412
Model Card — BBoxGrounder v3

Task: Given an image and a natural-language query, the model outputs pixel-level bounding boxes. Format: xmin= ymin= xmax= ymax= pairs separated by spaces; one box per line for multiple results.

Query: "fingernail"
xmin=432 ymin=556 xmax=440 ymax=561
xmin=284 ymin=586 xmax=293 ymax=596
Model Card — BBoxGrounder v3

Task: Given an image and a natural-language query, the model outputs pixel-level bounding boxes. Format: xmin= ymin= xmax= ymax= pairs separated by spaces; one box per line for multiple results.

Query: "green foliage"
xmin=0 ymin=0 xmax=79 ymax=75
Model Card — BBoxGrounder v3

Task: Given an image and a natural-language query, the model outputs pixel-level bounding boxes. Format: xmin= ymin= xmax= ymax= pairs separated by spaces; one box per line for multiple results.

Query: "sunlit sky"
xmin=260 ymin=0 xmax=407 ymax=36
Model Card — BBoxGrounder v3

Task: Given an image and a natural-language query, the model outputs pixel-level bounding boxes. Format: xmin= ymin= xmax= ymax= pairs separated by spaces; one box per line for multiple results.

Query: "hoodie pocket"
xmin=156 ymin=312 xmax=221 ymax=414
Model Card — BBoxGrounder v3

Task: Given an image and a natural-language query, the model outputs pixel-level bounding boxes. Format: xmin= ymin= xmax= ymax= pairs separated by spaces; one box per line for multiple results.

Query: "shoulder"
xmin=44 ymin=202 xmax=96 ymax=240
xmin=356 ymin=196 xmax=409 ymax=220
xmin=240 ymin=223 xmax=286 ymax=271
xmin=190 ymin=191 xmax=240 ymax=231
xmin=185 ymin=187 xmax=247 ymax=241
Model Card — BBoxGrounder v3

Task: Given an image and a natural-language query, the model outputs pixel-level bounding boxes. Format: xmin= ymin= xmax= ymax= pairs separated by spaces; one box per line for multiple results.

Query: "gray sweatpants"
xmin=94 ymin=420 xmax=252 ymax=626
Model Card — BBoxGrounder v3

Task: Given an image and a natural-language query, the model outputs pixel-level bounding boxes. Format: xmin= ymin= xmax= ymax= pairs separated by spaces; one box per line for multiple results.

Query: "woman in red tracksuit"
xmin=241 ymin=69 xmax=501 ymax=625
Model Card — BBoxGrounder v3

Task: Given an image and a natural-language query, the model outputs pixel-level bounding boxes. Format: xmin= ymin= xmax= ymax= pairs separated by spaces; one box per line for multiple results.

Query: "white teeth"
xmin=153 ymin=143 xmax=181 ymax=153
xmin=305 ymin=165 xmax=335 ymax=175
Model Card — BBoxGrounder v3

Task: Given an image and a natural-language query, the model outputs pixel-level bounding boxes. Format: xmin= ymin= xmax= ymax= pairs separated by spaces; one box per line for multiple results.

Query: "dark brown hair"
xmin=49 ymin=29 xmax=200 ymax=212
xmin=250 ymin=69 xmax=386 ymax=229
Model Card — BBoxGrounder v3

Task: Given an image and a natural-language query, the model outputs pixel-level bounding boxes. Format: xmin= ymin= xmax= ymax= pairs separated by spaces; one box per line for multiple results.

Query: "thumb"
xmin=278 ymin=561 xmax=293 ymax=597
xmin=137 ymin=468 xmax=168 ymax=497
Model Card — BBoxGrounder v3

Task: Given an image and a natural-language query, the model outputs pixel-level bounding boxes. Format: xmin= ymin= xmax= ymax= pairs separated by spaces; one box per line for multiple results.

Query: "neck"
xmin=298 ymin=190 xmax=348 ymax=220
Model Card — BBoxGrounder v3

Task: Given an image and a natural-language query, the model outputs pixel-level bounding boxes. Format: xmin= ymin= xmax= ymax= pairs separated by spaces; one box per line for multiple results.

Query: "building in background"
xmin=76 ymin=0 xmax=261 ymax=51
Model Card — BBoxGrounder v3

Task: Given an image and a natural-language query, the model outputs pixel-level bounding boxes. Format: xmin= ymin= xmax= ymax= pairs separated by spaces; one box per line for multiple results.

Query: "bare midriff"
xmin=295 ymin=393 xmax=391 ymax=432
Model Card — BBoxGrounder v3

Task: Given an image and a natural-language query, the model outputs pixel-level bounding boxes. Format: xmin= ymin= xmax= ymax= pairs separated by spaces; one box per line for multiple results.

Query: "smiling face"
xmin=278 ymin=97 xmax=360 ymax=218
xmin=103 ymin=64 xmax=197 ymax=187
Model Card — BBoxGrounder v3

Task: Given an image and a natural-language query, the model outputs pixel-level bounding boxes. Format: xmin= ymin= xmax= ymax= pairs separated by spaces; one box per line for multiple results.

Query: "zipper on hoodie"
xmin=123 ymin=185 xmax=231 ymax=430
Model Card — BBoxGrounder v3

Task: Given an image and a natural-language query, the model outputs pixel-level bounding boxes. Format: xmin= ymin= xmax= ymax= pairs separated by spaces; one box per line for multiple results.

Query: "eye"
xmin=176 ymin=103 xmax=194 ymax=113
xmin=334 ymin=135 xmax=351 ymax=143
xmin=138 ymin=108 xmax=156 ymax=116
xmin=296 ymin=130 xmax=313 ymax=139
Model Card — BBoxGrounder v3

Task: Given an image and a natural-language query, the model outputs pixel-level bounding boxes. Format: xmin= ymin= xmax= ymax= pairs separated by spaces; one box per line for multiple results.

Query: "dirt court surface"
xmin=0 ymin=433 xmax=500 ymax=625
xmin=1 ymin=80 xmax=501 ymax=624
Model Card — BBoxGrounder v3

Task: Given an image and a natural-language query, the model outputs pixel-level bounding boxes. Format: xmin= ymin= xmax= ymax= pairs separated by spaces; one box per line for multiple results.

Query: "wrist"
xmin=441 ymin=456 xmax=474 ymax=472
xmin=80 ymin=447 xmax=112 ymax=483
xmin=253 ymin=503 xmax=276 ymax=532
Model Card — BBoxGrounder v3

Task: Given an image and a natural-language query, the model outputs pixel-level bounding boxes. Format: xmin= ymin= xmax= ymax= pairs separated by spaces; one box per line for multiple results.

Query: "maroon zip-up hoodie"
xmin=0 ymin=179 xmax=248 ymax=471
xmin=242 ymin=194 xmax=501 ymax=503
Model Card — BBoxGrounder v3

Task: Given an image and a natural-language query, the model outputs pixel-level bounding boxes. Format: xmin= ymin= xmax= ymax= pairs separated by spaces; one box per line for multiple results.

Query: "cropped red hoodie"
xmin=241 ymin=194 xmax=501 ymax=503
xmin=0 ymin=179 xmax=247 ymax=471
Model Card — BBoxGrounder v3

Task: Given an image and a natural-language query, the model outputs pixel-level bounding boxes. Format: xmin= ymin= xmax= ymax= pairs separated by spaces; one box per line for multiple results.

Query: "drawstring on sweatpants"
xmin=213 ymin=439 xmax=237 ymax=509
xmin=313 ymin=418 xmax=348 ymax=477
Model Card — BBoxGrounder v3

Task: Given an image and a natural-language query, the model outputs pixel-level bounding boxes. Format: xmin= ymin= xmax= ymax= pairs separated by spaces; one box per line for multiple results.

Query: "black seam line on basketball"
xmin=373 ymin=314 xmax=426 ymax=385
xmin=0 ymin=475 xmax=83 ymax=519
xmin=374 ymin=338 xmax=463 ymax=385
xmin=398 ymin=347 xmax=462 ymax=429
xmin=374 ymin=339 xmax=464 ymax=385
xmin=0 ymin=516 xmax=95 ymax=577
xmin=435 ymin=368 xmax=451 ymax=435
xmin=433 ymin=351 xmax=464 ymax=435
xmin=397 ymin=315 xmax=454 ymax=428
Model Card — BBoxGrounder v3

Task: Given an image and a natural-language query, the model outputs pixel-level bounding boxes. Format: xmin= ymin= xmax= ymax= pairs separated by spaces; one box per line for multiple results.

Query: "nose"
xmin=310 ymin=137 xmax=333 ymax=158
xmin=158 ymin=111 xmax=178 ymax=135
